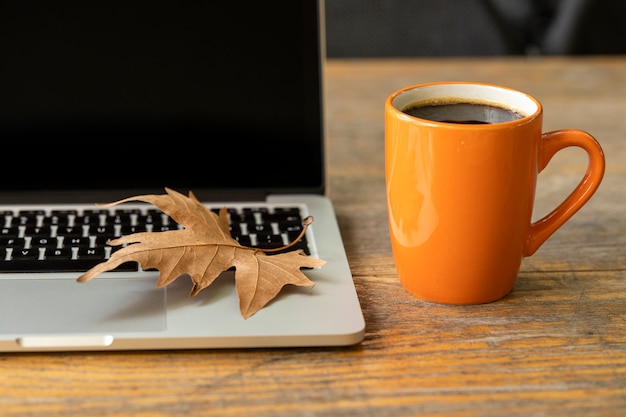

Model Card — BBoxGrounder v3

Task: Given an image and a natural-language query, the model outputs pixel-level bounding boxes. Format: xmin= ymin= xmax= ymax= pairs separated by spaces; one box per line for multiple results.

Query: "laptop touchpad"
xmin=0 ymin=277 xmax=166 ymax=334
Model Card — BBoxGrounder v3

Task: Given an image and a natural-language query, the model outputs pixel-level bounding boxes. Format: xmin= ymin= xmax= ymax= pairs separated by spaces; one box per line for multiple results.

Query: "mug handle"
xmin=524 ymin=129 xmax=606 ymax=256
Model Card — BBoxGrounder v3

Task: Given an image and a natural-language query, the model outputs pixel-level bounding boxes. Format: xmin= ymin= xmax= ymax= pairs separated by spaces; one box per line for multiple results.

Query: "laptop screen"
xmin=0 ymin=0 xmax=324 ymax=202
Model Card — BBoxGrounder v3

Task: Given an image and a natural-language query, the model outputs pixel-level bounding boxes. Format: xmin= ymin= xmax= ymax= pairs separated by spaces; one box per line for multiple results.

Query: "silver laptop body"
xmin=0 ymin=0 xmax=365 ymax=352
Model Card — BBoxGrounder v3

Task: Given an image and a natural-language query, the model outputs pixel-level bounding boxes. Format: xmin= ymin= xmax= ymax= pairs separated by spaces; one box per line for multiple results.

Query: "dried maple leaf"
xmin=76 ymin=187 xmax=326 ymax=318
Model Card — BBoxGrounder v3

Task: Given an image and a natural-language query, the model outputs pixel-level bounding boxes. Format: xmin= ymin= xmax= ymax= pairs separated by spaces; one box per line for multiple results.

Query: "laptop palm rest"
xmin=0 ymin=277 xmax=166 ymax=334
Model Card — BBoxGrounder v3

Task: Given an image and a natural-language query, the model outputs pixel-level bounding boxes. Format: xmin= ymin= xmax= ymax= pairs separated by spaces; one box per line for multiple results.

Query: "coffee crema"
xmin=401 ymin=102 xmax=524 ymax=124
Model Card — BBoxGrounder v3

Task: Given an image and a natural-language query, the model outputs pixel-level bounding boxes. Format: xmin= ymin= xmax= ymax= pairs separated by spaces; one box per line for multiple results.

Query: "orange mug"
xmin=385 ymin=82 xmax=605 ymax=304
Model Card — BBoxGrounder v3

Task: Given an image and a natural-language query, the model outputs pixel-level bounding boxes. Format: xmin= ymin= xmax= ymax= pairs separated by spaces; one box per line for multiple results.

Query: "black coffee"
xmin=402 ymin=102 xmax=524 ymax=124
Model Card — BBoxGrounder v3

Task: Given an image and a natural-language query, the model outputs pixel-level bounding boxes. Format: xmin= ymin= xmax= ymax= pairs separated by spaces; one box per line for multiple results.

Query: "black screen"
xmin=0 ymin=0 xmax=324 ymax=201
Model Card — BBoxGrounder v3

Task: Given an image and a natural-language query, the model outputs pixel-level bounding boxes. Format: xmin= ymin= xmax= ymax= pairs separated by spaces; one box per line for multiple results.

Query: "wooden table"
xmin=2 ymin=57 xmax=625 ymax=416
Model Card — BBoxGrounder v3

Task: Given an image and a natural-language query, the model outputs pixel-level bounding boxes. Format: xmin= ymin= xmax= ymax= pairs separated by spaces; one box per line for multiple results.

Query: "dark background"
xmin=325 ymin=0 xmax=626 ymax=57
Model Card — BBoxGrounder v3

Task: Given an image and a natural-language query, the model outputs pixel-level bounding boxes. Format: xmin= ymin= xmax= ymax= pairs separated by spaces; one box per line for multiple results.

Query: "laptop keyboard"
xmin=0 ymin=205 xmax=310 ymax=273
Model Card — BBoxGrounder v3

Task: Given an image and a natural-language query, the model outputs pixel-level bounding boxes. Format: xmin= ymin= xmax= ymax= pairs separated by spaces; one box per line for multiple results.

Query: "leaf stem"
xmin=258 ymin=216 xmax=314 ymax=254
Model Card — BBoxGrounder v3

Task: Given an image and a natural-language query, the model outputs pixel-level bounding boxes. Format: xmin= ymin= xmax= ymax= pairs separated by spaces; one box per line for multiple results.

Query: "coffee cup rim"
xmin=390 ymin=82 xmax=541 ymax=123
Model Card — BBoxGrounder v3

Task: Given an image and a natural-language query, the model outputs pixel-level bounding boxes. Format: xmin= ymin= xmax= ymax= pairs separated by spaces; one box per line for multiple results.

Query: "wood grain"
xmin=1 ymin=57 xmax=625 ymax=417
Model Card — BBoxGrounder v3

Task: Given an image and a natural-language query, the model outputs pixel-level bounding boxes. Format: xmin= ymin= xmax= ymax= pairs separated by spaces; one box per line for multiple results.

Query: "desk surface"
xmin=2 ymin=57 xmax=625 ymax=416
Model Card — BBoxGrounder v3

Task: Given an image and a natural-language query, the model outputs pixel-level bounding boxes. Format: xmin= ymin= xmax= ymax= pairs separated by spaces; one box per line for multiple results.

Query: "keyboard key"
xmin=55 ymin=226 xmax=83 ymax=238
xmin=0 ymin=237 xmax=24 ymax=247
xmin=0 ymin=259 xmax=139 ymax=272
xmin=0 ymin=227 xmax=18 ymax=237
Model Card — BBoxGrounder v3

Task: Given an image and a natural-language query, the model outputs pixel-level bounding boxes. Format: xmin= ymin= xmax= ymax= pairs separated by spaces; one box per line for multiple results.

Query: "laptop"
xmin=0 ymin=0 xmax=365 ymax=352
